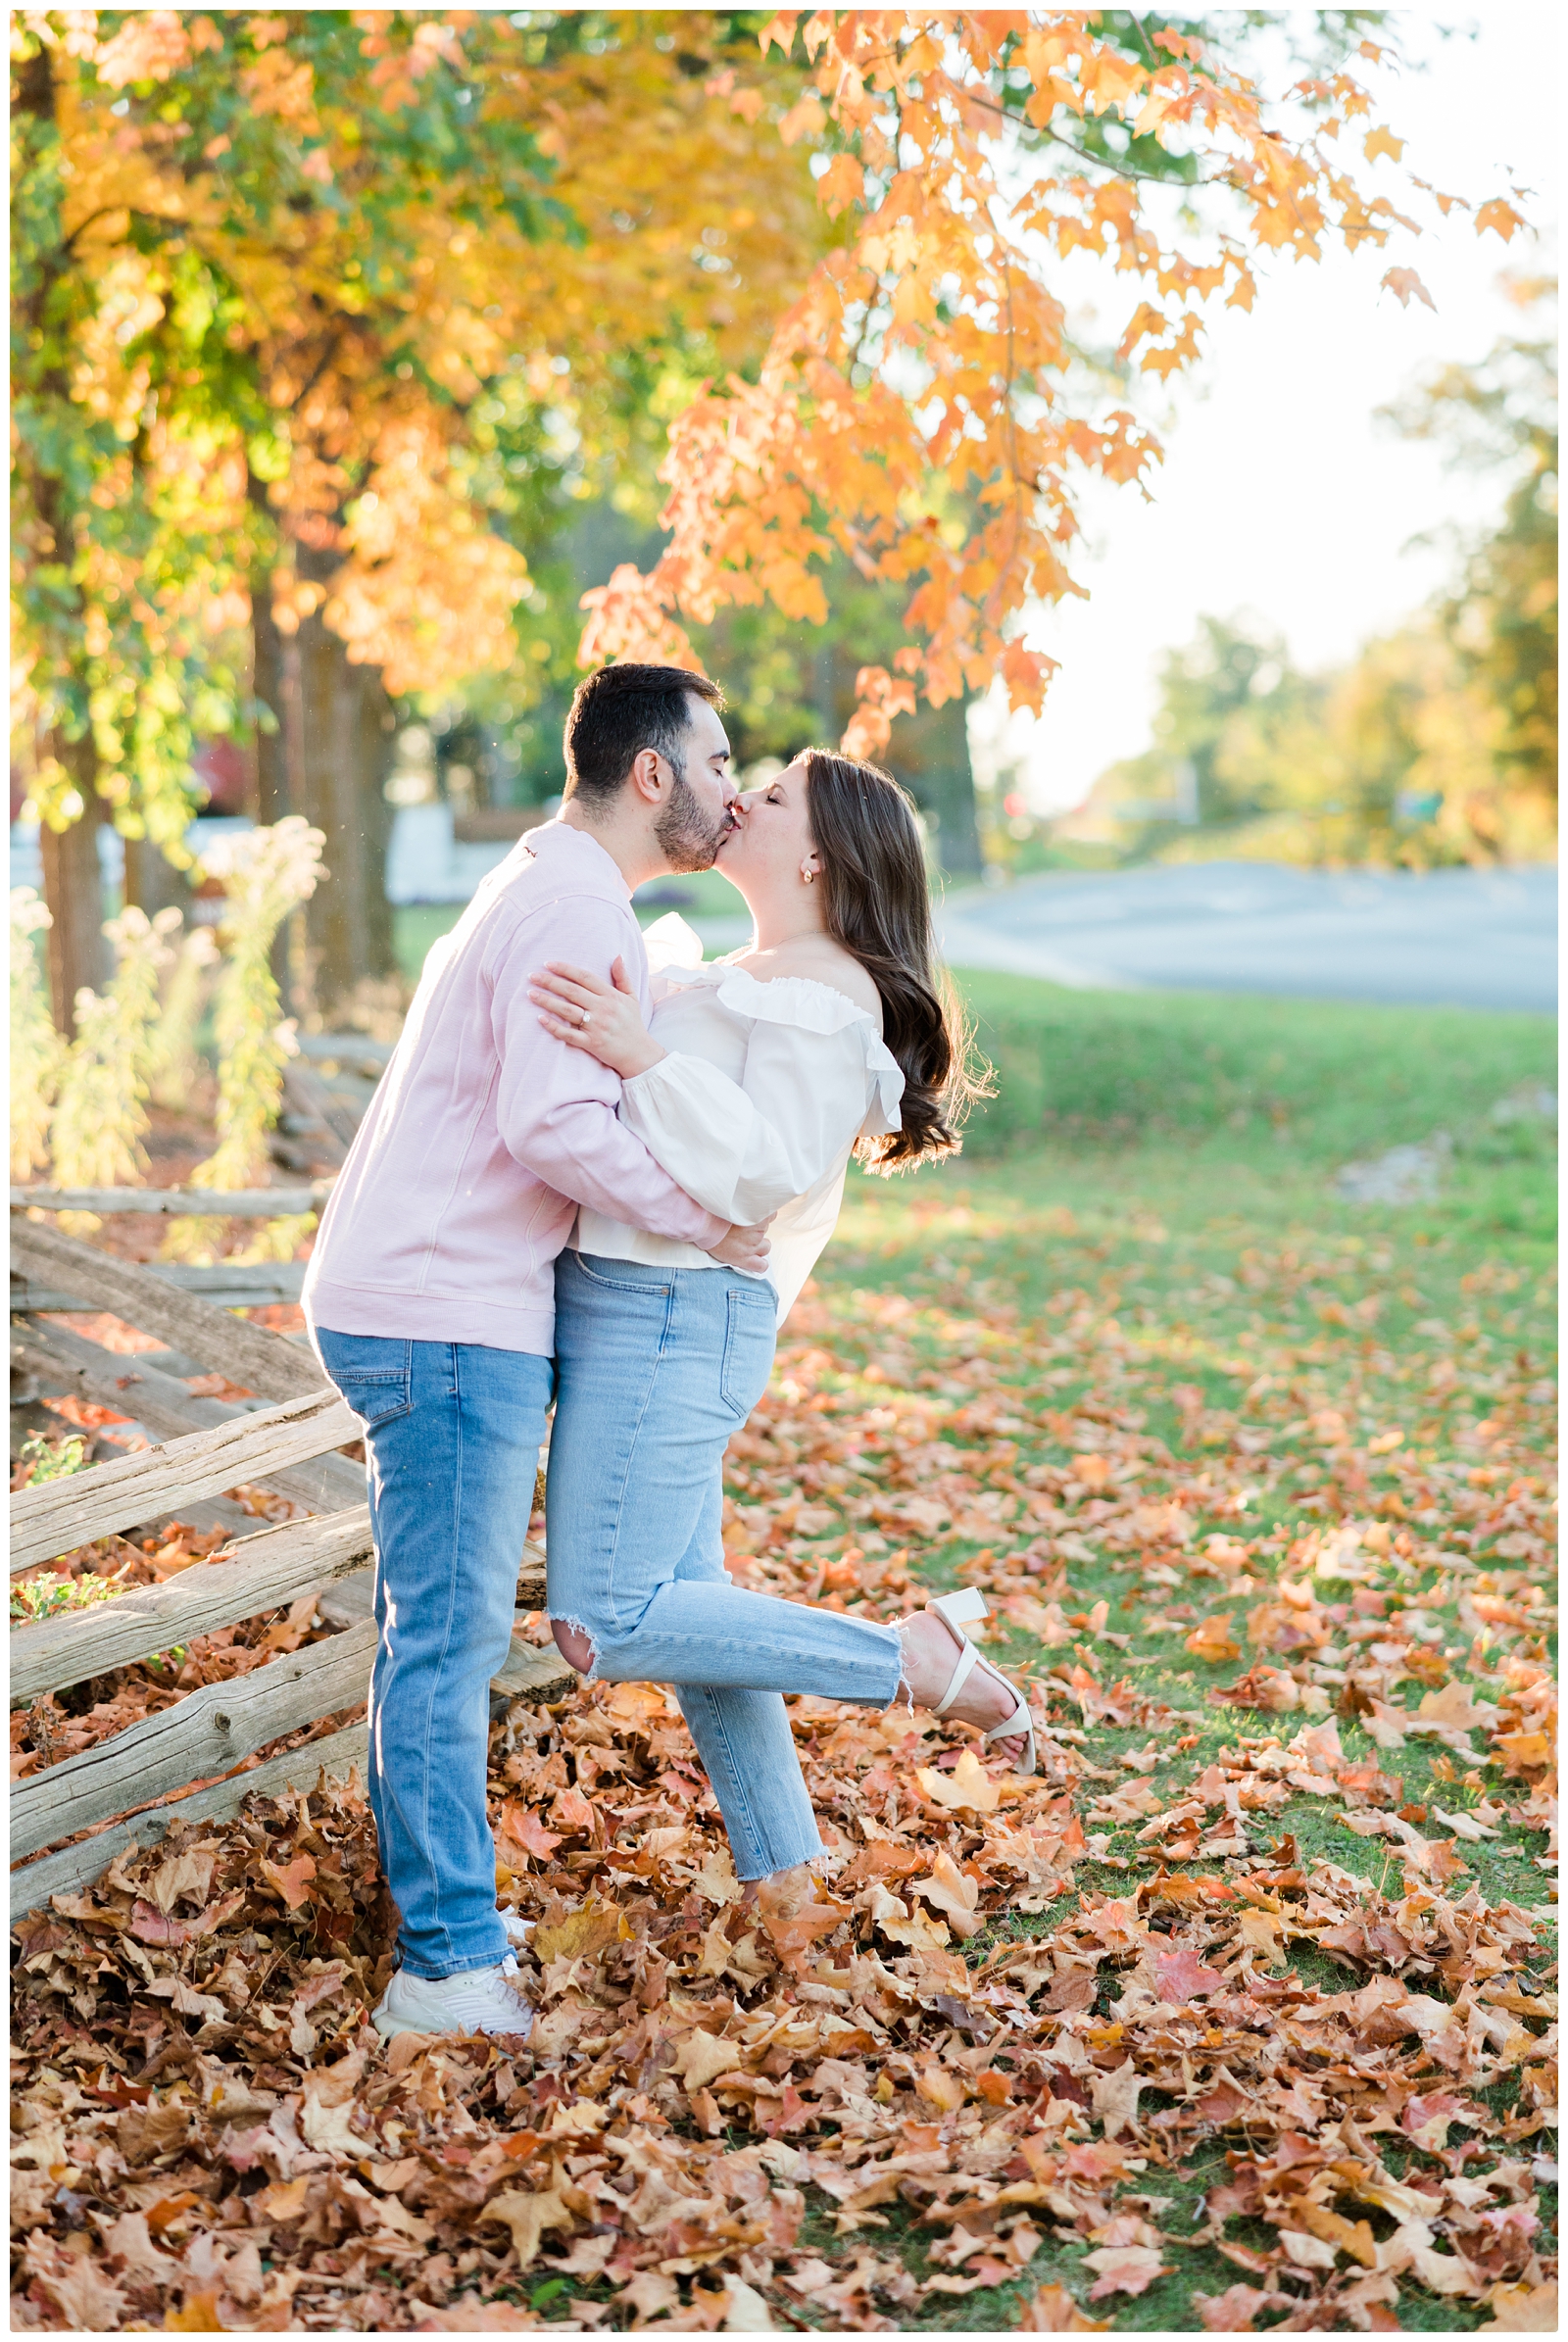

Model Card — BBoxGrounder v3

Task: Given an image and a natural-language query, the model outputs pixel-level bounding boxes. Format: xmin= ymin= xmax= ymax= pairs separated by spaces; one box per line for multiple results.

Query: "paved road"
xmin=935 ymin=860 xmax=1557 ymax=1014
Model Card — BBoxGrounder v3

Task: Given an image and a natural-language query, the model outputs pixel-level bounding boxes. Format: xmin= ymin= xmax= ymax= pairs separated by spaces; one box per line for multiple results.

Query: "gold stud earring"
xmin=801 ymin=861 xmax=814 ymax=885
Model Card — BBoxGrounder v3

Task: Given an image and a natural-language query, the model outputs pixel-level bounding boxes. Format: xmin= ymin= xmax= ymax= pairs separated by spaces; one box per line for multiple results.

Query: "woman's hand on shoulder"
xmin=529 ymin=957 xmax=666 ymax=1078
xmin=740 ymin=937 xmax=882 ymax=1027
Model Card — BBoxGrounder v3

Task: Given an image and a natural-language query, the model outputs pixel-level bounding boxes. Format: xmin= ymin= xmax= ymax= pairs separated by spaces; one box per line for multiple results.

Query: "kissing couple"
xmin=303 ymin=660 xmax=1037 ymax=2043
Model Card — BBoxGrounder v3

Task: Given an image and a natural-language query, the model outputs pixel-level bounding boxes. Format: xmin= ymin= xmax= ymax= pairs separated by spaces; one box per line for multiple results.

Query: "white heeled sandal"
xmin=922 ymin=1588 xmax=1037 ymax=1778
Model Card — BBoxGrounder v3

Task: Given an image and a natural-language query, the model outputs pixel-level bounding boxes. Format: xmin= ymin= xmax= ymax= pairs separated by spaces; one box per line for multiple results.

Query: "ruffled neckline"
xmin=662 ymin=955 xmax=875 ymax=1033
xmin=657 ymin=958 xmax=905 ymax=1133
xmin=645 ymin=912 xmax=880 ymax=1031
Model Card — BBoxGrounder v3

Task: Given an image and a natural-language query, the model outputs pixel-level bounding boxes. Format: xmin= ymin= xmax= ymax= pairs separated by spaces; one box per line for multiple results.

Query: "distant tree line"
xmin=1090 ymin=282 xmax=1556 ymax=866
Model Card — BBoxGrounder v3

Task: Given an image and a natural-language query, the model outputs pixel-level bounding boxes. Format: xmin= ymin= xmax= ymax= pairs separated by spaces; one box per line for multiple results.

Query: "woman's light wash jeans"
xmin=315 ymin=1329 xmax=552 ymax=1981
xmin=548 ymin=1250 xmax=905 ymax=1879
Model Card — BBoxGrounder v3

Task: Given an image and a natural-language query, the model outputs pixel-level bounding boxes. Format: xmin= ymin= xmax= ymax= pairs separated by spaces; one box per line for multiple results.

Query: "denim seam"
xmin=573 ymin=1255 xmax=678 ymax=1296
xmin=688 ymin=1685 xmax=824 ymax=1880
xmin=719 ymin=1288 xmax=772 ymax=1418
xmin=690 ymin=1686 xmax=766 ymax=1877
xmin=419 ymin=1340 xmax=465 ymax=1968
xmin=600 ymin=1278 xmax=676 ymax=1640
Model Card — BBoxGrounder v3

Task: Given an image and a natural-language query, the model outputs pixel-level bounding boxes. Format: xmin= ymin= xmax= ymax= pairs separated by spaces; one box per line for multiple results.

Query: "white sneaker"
xmin=371 ymin=1951 xmax=534 ymax=2042
xmin=502 ymin=1911 xmax=535 ymax=1949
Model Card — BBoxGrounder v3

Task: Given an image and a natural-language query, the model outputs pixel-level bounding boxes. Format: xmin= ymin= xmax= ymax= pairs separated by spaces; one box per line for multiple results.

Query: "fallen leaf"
xmin=496 ymin=1800 xmax=563 ymax=1860
xmin=1294 ymin=2201 xmax=1379 ymax=2268
xmin=1153 ymin=1943 xmax=1226 ymax=2001
xmin=693 ymin=1844 xmax=743 ymax=1905
xmin=839 ymin=1838 xmax=929 ymax=1889
xmin=1432 ymin=1802 xmax=1499 ymax=1840
xmin=1185 ymin=1613 xmax=1242 ymax=1665
xmin=1277 ymin=2227 xmax=1338 ymax=2270
xmin=1400 ymin=2091 xmax=1467 ymax=2150
xmin=1089 ymin=2057 xmax=1145 ymax=2139
xmin=145 ymin=1975 xmax=227 ymax=2022
xmin=165 ymin=2293 xmax=224 ymax=2332
xmin=414 ymin=2306 xmax=546 ymax=2332
xmin=1194 ymin=2282 xmax=1275 ymax=2330
xmin=298 ymin=2076 xmax=368 ymax=2158
xmin=674 ymin=2027 xmax=743 ymax=2094
xmin=915 ymin=1747 xmax=1002 ymax=1813
xmin=909 ymin=1849 xmax=982 ymax=1938
xmin=1494 ymin=1730 xmax=1551 ymax=1771
xmin=1083 ymin=2244 xmax=1171 ymax=2300
xmin=721 ymin=2275 xmax=775 ymax=2331
xmin=259 ymin=1850 xmax=317 ymax=1911
xmin=31 ymin=2255 xmax=129 ymax=2329
xmin=531 ymin=1894 xmax=630 ymax=1966
xmin=1016 ymin=2282 xmax=1113 ymax=2331
xmin=480 ymin=2186 xmax=573 ymax=2269
xmin=1481 ymin=2280 xmax=1559 ymax=2332
xmin=146 ymin=1844 xmax=218 ymax=1915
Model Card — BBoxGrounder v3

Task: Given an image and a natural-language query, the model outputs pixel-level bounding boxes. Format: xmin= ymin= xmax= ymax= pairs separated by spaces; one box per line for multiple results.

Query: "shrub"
xmin=169 ymin=816 xmax=326 ymax=1264
xmin=9 ymin=888 xmax=63 ymax=1180
xmin=50 ymin=906 xmax=180 ymax=1225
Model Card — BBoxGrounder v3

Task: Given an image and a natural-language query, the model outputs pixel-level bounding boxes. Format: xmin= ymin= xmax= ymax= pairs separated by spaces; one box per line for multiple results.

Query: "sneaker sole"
xmin=371 ymin=2002 xmax=533 ymax=2044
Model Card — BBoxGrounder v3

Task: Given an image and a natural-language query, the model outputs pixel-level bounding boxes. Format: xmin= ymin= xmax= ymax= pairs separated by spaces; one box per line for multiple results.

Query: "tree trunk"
xmin=250 ymin=530 xmax=395 ymax=1018
xmin=122 ymin=836 xmax=188 ymax=920
xmin=251 ymin=574 xmax=294 ymax=826
xmin=295 ymin=571 xmax=396 ymax=1015
xmin=40 ymin=736 xmax=108 ymax=1036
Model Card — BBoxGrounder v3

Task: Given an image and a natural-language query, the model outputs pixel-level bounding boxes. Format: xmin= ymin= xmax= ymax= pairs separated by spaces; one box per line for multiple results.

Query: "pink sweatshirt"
xmin=302 ymin=821 xmax=727 ymax=1356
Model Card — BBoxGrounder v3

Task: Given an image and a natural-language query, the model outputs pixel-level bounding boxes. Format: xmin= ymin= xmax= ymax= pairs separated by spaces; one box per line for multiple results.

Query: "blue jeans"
xmin=547 ymin=1252 xmax=905 ymax=1879
xmin=315 ymin=1329 xmax=553 ymax=1980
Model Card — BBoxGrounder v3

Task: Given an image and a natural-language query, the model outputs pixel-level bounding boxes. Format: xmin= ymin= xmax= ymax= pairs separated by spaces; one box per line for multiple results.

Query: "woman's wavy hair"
xmin=802 ymin=749 xmax=991 ymax=1171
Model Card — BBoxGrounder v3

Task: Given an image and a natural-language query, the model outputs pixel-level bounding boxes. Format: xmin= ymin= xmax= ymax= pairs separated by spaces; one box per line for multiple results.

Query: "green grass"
xmin=807 ymin=972 xmax=1555 ymax=2331
xmin=393 ymin=903 xmax=464 ymax=982
xmin=957 ymin=969 xmax=1555 ymax=1168
xmin=849 ymin=974 xmax=1556 ymax=1345
xmin=631 ymin=865 xmax=749 ymax=921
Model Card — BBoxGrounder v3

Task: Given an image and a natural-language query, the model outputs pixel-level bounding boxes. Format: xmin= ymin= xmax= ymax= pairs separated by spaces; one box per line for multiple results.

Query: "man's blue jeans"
xmin=548 ymin=1251 xmax=905 ymax=1880
xmin=315 ymin=1330 xmax=552 ymax=1981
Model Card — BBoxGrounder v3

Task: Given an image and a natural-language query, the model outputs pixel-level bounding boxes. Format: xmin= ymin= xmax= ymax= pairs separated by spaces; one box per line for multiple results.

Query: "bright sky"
xmin=995 ymin=7 xmax=1559 ymax=815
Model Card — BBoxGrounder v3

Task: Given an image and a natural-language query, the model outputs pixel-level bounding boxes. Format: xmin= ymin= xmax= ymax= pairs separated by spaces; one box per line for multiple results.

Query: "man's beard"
xmin=655 ymin=772 xmax=730 ymax=873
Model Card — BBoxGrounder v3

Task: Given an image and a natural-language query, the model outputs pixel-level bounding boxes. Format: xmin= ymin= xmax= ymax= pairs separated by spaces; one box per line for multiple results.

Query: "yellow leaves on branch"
xmin=39 ymin=10 xmax=828 ymax=721
xmin=328 ymin=416 xmax=529 ymax=697
xmin=588 ymin=10 xmax=1534 ymax=755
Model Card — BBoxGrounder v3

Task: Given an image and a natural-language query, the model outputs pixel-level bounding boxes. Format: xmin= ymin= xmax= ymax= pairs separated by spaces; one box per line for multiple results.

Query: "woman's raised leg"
xmin=547 ymin=1253 xmax=902 ymax=1877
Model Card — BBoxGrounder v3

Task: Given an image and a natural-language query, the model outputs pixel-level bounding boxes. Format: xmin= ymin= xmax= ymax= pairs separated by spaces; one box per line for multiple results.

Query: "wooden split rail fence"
xmin=9 ymin=1211 xmax=571 ymax=1922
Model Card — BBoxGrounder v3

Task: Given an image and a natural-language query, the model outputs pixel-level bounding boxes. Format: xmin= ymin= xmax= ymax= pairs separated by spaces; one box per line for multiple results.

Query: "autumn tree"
xmin=1094 ymin=615 xmax=1298 ymax=837
xmin=1385 ymin=273 xmax=1558 ymax=844
xmin=582 ymin=11 xmax=1528 ymax=765
xmin=13 ymin=9 xmax=822 ymax=1015
xmin=16 ymin=10 xmax=1530 ymax=1019
xmin=11 ymin=23 xmax=264 ymax=1025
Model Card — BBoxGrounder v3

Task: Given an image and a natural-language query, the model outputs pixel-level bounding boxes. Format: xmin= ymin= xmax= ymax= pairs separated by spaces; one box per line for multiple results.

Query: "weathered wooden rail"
xmin=10 ymin=1217 xmax=566 ymax=1920
xmin=11 ymin=1186 xmax=331 ymax=1216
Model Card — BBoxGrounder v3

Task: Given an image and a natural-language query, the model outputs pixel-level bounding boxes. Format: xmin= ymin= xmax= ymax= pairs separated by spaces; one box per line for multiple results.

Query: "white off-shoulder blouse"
xmin=574 ymin=915 xmax=905 ymax=1322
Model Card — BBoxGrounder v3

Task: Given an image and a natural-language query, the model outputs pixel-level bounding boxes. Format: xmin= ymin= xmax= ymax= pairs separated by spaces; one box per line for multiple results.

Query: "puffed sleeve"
xmin=617 ymin=975 xmax=904 ymax=1225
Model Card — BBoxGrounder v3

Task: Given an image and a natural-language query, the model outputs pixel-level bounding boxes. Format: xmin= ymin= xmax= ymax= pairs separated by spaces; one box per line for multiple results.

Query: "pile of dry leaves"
xmin=10 ymin=1275 xmax=1556 ymax=2333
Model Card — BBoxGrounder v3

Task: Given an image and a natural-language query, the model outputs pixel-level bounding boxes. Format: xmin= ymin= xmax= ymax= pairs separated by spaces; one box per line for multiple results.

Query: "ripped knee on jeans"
xmin=551 ymin=1617 xmax=597 ymax=1678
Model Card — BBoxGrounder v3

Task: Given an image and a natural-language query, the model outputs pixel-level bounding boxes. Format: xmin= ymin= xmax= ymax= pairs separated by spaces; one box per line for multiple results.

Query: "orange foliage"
xmin=583 ymin=12 xmax=1530 ymax=750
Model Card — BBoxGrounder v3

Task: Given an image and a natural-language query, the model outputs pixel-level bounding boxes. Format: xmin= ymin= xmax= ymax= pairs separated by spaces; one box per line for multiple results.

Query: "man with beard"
xmin=303 ymin=663 xmax=769 ymax=2039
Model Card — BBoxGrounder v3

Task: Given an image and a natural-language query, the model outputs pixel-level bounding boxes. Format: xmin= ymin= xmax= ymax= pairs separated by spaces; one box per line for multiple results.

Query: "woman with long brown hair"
xmin=529 ymin=749 xmax=1031 ymax=1918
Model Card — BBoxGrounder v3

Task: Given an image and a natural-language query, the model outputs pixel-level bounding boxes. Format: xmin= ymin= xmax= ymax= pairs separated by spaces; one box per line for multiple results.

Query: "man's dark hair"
xmin=563 ymin=662 xmax=725 ymax=806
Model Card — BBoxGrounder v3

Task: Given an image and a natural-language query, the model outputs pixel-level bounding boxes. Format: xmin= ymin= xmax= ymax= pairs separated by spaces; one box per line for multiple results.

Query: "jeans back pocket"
xmin=318 ymin=1333 xmax=414 ymax=1427
xmin=719 ymin=1287 xmax=777 ymax=1420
